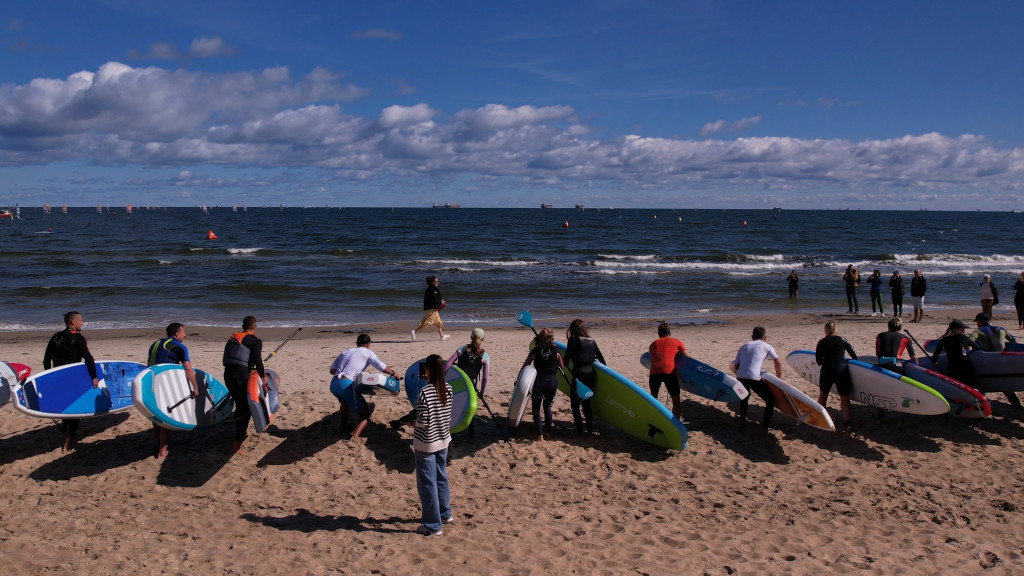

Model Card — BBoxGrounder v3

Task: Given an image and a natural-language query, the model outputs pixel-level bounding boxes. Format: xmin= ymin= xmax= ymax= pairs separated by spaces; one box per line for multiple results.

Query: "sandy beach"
xmin=1 ymin=309 xmax=1023 ymax=575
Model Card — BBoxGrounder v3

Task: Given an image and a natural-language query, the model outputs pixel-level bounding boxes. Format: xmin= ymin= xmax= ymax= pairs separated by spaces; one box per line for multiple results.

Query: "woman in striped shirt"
xmin=414 ymin=354 xmax=454 ymax=536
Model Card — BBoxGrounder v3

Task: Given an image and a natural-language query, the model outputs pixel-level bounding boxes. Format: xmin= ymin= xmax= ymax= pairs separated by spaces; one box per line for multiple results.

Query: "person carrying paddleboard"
xmin=815 ymin=320 xmax=858 ymax=433
xmin=413 ymin=354 xmax=454 ymax=536
xmin=969 ymin=313 xmax=1023 ymax=415
xmin=873 ymin=317 xmax=917 ymax=426
xmin=147 ymin=322 xmax=199 ymax=458
xmin=522 ymin=327 xmax=565 ymax=441
xmin=565 ymin=319 xmax=605 ymax=437
xmin=43 ymin=311 xmax=99 ymax=452
xmin=443 ymin=328 xmax=490 ymax=440
xmin=648 ymin=323 xmax=686 ymax=421
xmin=412 ymin=275 xmax=450 ymax=342
xmin=329 ymin=333 xmax=399 ymax=439
xmin=730 ymin=326 xmax=783 ymax=430
xmin=222 ymin=315 xmax=266 ymax=453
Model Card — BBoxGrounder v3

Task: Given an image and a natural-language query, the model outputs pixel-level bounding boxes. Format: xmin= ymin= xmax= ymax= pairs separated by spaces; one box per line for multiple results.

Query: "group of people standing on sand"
xmin=840 ymin=265 xmax=928 ymax=322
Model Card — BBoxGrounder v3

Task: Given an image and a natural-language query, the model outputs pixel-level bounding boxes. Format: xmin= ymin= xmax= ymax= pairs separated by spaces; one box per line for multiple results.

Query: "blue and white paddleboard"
xmin=355 ymin=372 xmax=401 ymax=395
xmin=132 ymin=365 xmax=233 ymax=431
xmin=14 ymin=361 xmax=145 ymax=418
xmin=640 ymin=352 xmax=748 ymax=403
xmin=404 ymin=360 xmax=477 ymax=434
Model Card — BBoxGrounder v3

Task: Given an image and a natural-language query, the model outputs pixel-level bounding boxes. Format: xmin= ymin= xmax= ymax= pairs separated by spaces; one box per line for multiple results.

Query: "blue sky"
xmin=1 ymin=0 xmax=1022 ymax=209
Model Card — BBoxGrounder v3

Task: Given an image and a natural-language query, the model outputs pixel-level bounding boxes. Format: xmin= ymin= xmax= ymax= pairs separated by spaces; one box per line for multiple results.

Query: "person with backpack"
xmin=443 ymin=328 xmax=490 ymax=439
xmin=43 ymin=311 xmax=99 ymax=452
xmin=565 ymin=319 xmax=605 ymax=438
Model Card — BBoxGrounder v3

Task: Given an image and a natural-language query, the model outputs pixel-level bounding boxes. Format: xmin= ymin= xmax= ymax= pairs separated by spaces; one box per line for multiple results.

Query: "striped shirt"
xmin=414 ymin=382 xmax=453 ymax=453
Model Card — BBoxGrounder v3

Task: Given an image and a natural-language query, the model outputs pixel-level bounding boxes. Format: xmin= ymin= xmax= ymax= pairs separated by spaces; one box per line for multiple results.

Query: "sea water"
xmin=1 ymin=207 xmax=1021 ymax=330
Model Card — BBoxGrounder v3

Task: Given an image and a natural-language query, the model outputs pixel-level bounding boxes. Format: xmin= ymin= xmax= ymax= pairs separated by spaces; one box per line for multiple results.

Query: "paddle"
xmin=264 ymin=327 xmax=303 ymax=363
xmin=905 ymin=330 xmax=945 ymax=375
xmin=474 ymin=385 xmax=510 ymax=442
xmin=515 ymin=310 xmax=593 ymax=401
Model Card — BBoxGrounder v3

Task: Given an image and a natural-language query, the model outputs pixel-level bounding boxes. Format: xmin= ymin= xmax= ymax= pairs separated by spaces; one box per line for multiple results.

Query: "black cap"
xmin=949 ymin=319 xmax=967 ymax=330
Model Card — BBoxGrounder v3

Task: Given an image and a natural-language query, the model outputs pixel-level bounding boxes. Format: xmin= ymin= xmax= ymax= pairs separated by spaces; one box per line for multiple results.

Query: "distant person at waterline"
xmin=787 ymin=270 xmax=799 ymax=299
xmin=889 ymin=270 xmax=905 ymax=318
xmin=866 ymin=269 xmax=885 ymax=317
xmin=842 ymin=264 xmax=860 ymax=314
xmin=910 ymin=269 xmax=927 ymax=323
xmin=979 ymin=274 xmax=998 ymax=318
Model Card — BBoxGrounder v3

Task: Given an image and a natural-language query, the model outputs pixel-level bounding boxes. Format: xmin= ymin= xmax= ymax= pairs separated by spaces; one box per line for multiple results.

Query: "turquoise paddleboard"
xmin=404 ymin=360 xmax=477 ymax=433
xmin=557 ymin=342 xmax=686 ymax=450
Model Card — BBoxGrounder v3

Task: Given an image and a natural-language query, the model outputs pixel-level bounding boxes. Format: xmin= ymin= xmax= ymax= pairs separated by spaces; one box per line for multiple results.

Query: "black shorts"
xmin=649 ymin=373 xmax=681 ymax=397
xmin=819 ymin=362 xmax=853 ymax=396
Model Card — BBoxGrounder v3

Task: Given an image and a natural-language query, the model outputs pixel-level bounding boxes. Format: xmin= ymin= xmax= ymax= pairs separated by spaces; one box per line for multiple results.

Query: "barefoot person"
xmin=412 ymin=275 xmax=450 ymax=342
xmin=42 ymin=311 xmax=99 ymax=452
xmin=648 ymin=323 xmax=686 ymax=420
xmin=222 ymin=315 xmax=265 ymax=453
xmin=147 ymin=323 xmax=198 ymax=458
xmin=329 ymin=333 xmax=399 ymax=439
xmin=730 ymin=326 xmax=783 ymax=430
xmin=815 ymin=320 xmax=858 ymax=433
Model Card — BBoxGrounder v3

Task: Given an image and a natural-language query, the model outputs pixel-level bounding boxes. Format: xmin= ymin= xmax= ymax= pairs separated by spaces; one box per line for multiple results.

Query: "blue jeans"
xmin=415 ymin=448 xmax=450 ymax=531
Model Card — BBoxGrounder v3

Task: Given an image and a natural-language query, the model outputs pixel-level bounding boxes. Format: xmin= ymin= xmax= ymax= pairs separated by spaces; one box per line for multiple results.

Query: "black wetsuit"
xmin=815 ymin=335 xmax=857 ymax=398
xmin=43 ymin=328 xmax=97 ymax=438
xmin=223 ymin=333 xmax=265 ymax=442
xmin=566 ymin=335 xmax=605 ymax=435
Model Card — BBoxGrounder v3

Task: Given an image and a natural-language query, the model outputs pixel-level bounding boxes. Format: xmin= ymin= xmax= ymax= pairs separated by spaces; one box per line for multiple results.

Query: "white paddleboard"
xmin=508 ymin=365 xmax=535 ymax=427
xmin=786 ymin=350 xmax=949 ymax=415
xmin=133 ymin=365 xmax=233 ymax=431
xmin=759 ymin=371 xmax=835 ymax=431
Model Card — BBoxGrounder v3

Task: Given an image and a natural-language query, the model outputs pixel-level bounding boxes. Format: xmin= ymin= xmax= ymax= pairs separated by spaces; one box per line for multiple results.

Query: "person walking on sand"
xmin=910 ymin=269 xmax=927 ymax=322
xmin=565 ymin=319 xmax=606 ymax=437
xmin=413 ymin=354 xmax=453 ymax=536
xmin=843 ymin=264 xmax=860 ymax=314
xmin=329 ymin=333 xmax=399 ymax=439
xmin=443 ymin=328 xmax=490 ymax=440
xmin=979 ymin=274 xmax=999 ymax=319
xmin=522 ymin=328 xmax=564 ymax=441
xmin=890 ymin=270 xmax=905 ymax=318
xmin=873 ymin=317 xmax=917 ymax=427
xmin=648 ymin=323 xmax=687 ymax=420
xmin=730 ymin=326 xmax=783 ymax=430
xmin=816 ymin=320 xmax=858 ymax=433
xmin=969 ymin=313 xmax=1024 ymax=417
xmin=43 ymin=311 xmax=99 ymax=452
xmin=412 ymin=276 xmax=450 ymax=342
xmin=147 ymin=323 xmax=199 ymax=458
xmin=222 ymin=315 xmax=266 ymax=453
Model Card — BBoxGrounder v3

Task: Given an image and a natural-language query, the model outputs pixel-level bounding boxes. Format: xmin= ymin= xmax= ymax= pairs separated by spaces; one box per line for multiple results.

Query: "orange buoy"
xmin=207 ymin=229 xmax=218 ymax=239
xmin=562 ymin=220 xmax=569 ymax=228
xmin=742 ymin=221 xmax=748 ymax=226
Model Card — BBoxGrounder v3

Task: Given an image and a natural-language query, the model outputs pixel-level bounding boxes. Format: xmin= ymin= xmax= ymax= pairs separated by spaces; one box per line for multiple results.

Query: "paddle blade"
xmin=516 ymin=310 xmax=533 ymax=328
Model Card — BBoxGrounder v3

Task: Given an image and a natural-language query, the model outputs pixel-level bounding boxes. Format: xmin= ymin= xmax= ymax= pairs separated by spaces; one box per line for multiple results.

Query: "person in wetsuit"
xmin=522 ymin=328 xmax=564 ymax=442
xmin=565 ymin=319 xmax=605 ymax=437
xmin=43 ymin=311 xmax=99 ymax=452
xmin=222 ymin=315 xmax=265 ymax=453
xmin=816 ymin=320 xmax=858 ymax=432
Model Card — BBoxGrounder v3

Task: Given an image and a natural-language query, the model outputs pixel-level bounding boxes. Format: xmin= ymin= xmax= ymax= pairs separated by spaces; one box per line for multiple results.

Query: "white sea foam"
xmin=227 ymin=247 xmax=261 ymax=255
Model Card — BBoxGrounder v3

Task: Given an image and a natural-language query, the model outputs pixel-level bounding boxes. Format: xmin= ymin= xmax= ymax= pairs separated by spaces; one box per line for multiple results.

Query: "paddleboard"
xmin=786 ymin=350 xmax=949 ymax=415
xmin=0 ymin=362 xmax=31 ymax=406
xmin=403 ymin=360 xmax=477 ymax=434
xmin=14 ymin=361 xmax=145 ymax=418
xmin=759 ymin=371 xmax=835 ymax=431
xmin=248 ymin=369 xmax=281 ymax=433
xmin=508 ymin=365 xmax=536 ymax=427
xmin=132 ymin=365 xmax=233 ymax=431
xmin=919 ymin=347 xmax=1024 ymax=393
xmin=355 ymin=372 xmax=401 ymax=395
xmin=640 ymin=352 xmax=748 ymax=403
xmin=859 ymin=356 xmax=991 ymax=418
xmin=558 ymin=343 xmax=687 ymax=450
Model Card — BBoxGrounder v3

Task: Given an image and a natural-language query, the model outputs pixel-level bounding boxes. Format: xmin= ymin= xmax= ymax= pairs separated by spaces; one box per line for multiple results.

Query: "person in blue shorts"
xmin=329 ymin=333 xmax=398 ymax=439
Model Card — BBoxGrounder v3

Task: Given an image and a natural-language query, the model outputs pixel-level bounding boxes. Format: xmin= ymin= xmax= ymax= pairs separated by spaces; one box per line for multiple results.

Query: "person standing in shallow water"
xmin=787 ymin=270 xmax=799 ymax=299
xmin=412 ymin=276 xmax=450 ymax=342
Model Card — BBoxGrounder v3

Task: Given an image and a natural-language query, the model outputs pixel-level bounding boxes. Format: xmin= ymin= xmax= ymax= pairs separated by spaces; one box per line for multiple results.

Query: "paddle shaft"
xmin=905 ymin=330 xmax=945 ymax=374
xmin=517 ymin=310 xmax=587 ymax=401
xmin=263 ymin=327 xmax=303 ymax=363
